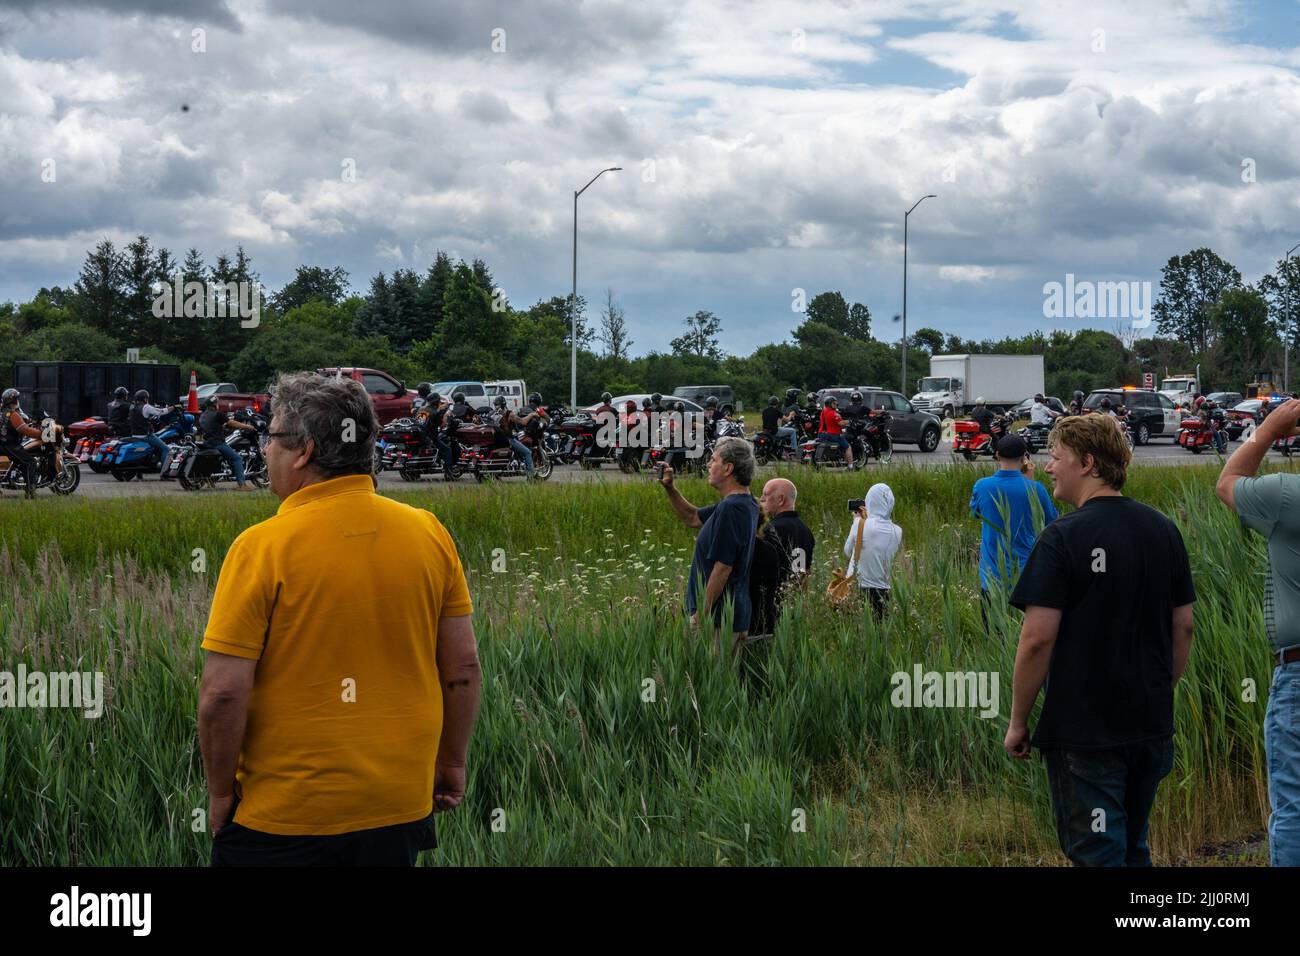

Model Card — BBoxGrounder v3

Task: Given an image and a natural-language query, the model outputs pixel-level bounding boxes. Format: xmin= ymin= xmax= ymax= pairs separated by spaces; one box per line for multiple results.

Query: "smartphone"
xmin=847 ymin=498 xmax=865 ymax=513
xmin=656 ymin=462 xmax=667 ymax=478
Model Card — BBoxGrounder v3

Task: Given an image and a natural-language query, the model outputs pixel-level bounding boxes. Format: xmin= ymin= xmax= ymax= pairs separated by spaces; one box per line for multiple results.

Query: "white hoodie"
xmin=844 ymin=482 xmax=902 ymax=589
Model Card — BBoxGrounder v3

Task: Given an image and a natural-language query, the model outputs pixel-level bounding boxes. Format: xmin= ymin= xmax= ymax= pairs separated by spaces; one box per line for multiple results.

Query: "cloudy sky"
xmin=2 ymin=0 xmax=1299 ymax=354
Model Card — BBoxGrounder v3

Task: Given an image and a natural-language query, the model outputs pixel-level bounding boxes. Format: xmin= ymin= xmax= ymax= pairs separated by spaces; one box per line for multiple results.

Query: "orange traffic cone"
xmin=186 ymin=369 xmax=199 ymax=414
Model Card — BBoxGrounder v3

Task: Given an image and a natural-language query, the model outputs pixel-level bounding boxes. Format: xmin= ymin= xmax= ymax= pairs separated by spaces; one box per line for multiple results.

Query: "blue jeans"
xmin=141 ymin=433 xmax=172 ymax=474
xmin=1212 ymin=429 xmax=1227 ymax=453
xmin=1043 ymin=738 xmax=1174 ymax=866
xmin=1266 ymin=657 xmax=1300 ymax=867
xmin=776 ymin=425 xmax=796 ymax=453
xmin=509 ymin=436 xmax=534 ymax=476
xmin=212 ymin=441 xmax=246 ymax=485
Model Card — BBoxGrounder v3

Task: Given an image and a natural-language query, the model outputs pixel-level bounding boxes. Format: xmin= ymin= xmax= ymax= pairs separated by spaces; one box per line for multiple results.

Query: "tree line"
xmin=2 ymin=238 xmax=1296 ymax=410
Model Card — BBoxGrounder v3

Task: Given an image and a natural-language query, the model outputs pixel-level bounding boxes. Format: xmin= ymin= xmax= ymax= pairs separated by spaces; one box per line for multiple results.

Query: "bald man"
xmin=748 ymin=478 xmax=815 ymax=639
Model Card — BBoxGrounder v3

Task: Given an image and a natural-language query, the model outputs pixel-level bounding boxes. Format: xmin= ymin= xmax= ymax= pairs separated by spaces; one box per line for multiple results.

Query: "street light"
xmin=1287 ymin=241 xmax=1299 ymax=395
xmin=571 ymin=167 xmax=622 ymax=409
xmin=902 ymin=194 xmax=936 ymax=397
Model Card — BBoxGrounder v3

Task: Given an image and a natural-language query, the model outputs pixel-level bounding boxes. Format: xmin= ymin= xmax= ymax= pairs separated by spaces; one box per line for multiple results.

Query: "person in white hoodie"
xmin=844 ymin=482 xmax=903 ymax=619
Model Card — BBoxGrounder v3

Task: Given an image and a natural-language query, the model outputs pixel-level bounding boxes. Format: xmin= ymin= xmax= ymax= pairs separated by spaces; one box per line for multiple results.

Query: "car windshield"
xmin=918 ymin=378 xmax=950 ymax=391
xmin=430 ymin=382 xmax=462 ymax=394
xmin=1082 ymin=393 xmax=1120 ymax=409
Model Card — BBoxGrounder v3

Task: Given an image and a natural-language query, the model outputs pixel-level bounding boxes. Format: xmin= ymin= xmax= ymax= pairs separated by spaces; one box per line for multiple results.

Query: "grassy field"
xmin=0 ymin=461 xmax=1283 ymax=865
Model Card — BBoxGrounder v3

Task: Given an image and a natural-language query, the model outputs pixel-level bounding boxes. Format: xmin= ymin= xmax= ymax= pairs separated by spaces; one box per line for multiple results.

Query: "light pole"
xmin=902 ymin=194 xmax=936 ymax=396
xmin=571 ymin=167 xmax=621 ymax=409
xmin=1287 ymin=242 xmax=1299 ymax=395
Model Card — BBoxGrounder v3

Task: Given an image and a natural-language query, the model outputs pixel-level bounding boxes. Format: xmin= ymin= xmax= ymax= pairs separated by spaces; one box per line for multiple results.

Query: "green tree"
xmin=1209 ymin=287 xmax=1276 ymax=389
xmin=670 ymin=310 xmax=723 ymax=360
xmin=72 ymin=239 xmax=126 ymax=337
xmin=1152 ymin=248 xmax=1242 ymax=354
xmin=271 ymin=265 xmax=350 ymax=314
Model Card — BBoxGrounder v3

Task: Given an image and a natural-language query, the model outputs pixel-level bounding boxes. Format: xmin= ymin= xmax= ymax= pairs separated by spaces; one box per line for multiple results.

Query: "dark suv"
xmin=1082 ymin=388 xmax=1182 ymax=444
xmin=862 ymin=388 xmax=942 ymax=452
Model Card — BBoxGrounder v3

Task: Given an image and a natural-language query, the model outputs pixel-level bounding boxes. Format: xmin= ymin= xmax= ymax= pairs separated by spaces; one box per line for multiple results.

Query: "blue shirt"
xmin=685 ymin=493 xmax=760 ymax=632
xmin=970 ymin=470 xmax=1058 ymax=589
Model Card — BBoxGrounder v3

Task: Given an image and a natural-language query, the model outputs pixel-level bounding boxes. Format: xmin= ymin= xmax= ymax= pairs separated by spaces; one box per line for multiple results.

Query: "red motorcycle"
xmin=376 ymin=417 xmax=466 ymax=480
xmin=66 ymin=416 xmax=114 ymax=472
xmin=455 ymin=423 xmax=553 ymax=481
xmin=953 ymin=415 xmax=1009 ymax=460
xmin=1177 ymin=414 xmax=1225 ymax=454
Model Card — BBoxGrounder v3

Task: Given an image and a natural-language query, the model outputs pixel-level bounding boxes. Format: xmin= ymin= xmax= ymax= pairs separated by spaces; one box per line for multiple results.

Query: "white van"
xmin=486 ymin=380 xmax=528 ymax=410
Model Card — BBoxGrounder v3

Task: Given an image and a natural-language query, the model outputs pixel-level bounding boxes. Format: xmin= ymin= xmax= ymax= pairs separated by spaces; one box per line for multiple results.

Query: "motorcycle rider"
xmin=1 ymin=388 xmax=41 ymax=497
xmin=1069 ymin=389 xmax=1086 ymax=416
xmin=587 ymin=390 xmax=615 ymax=463
xmin=491 ymin=395 xmax=535 ymax=478
xmin=1196 ymin=396 xmax=1227 ymax=453
xmin=106 ymin=386 xmax=131 ymax=437
xmin=420 ymin=391 xmax=456 ymax=475
xmin=517 ymin=392 xmax=549 ymax=477
xmin=444 ymin=391 xmax=477 ymax=479
xmin=817 ymin=395 xmax=855 ymax=469
xmin=131 ymin=389 xmax=179 ymax=478
xmin=761 ymin=395 xmax=788 ymax=460
xmin=197 ymin=395 xmax=254 ymax=491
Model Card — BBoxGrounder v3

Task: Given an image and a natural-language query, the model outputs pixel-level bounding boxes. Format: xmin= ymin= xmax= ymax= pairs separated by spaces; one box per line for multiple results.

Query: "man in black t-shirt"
xmin=1006 ymin=413 xmax=1195 ymax=867
xmin=748 ymin=477 xmax=815 ymax=637
xmin=197 ymin=397 xmax=255 ymax=490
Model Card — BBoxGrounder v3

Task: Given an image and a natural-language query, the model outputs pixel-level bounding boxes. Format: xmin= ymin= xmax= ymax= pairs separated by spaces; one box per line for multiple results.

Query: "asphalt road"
xmin=24 ymin=437 xmax=1291 ymax=499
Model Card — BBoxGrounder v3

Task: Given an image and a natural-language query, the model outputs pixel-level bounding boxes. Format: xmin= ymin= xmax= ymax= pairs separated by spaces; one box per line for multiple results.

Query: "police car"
xmin=1082 ymin=387 xmax=1182 ymax=444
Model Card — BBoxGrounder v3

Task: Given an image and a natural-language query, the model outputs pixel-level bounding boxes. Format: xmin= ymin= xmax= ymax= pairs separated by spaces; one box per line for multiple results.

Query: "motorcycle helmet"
xmin=850 ymin=391 xmax=862 ymax=403
xmin=651 ymin=392 xmax=662 ymax=405
xmin=417 ymin=382 xmax=433 ymax=398
xmin=705 ymin=396 xmax=718 ymax=409
xmin=202 ymin=395 xmax=219 ymax=410
xmin=601 ymin=391 xmax=612 ymax=404
xmin=452 ymin=391 xmax=466 ymax=404
xmin=1100 ymin=397 xmax=1112 ymax=409
xmin=768 ymin=395 xmax=779 ymax=407
xmin=641 ymin=397 xmax=652 ymax=409
xmin=676 ymin=401 xmax=685 ymax=412
xmin=1195 ymin=395 xmax=1206 ymax=407
xmin=785 ymin=387 xmax=800 ymax=403
xmin=493 ymin=396 xmax=507 ymax=409
xmin=824 ymin=396 xmax=838 ymax=408
xmin=114 ymin=386 xmax=129 ymax=400
xmin=975 ymin=397 xmax=986 ymax=406
xmin=528 ymin=392 xmax=542 ymax=406
xmin=1073 ymin=390 xmax=1084 ymax=400
xmin=1 ymin=387 xmax=19 ymax=407
xmin=1034 ymin=393 xmax=1045 ymax=403
xmin=625 ymin=400 xmax=637 ymax=412
xmin=134 ymin=389 xmax=150 ymax=403
xmin=428 ymin=392 xmax=442 ymax=405
xmin=805 ymin=392 xmax=818 ymax=404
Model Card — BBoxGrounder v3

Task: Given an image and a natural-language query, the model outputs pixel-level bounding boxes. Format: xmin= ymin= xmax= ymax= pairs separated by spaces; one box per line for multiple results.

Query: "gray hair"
xmin=714 ymin=436 xmax=755 ymax=486
xmin=271 ymin=371 xmax=378 ymax=478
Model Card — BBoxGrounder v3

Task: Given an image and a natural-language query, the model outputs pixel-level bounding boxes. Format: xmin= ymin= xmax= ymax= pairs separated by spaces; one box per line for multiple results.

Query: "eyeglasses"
xmin=259 ymin=430 xmax=292 ymax=450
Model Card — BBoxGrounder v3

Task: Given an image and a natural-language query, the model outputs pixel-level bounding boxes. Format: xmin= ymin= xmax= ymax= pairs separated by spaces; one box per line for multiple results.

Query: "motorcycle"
xmin=1176 ymin=415 xmax=1224 ymax=455
xmin=805 ymin=412 xmax=891 ymax=469
xmin=952 ymin=414 xmax=1010 ymax=460
xmin=91 ymin=407 xmax=197 ymax=480
xmin=458 ymin=422 xmax=553 ymax=482
xmin=67 ymin=416 xmax=114 ymax=471
xmin=1 ymin=410 xmax=80 ymax=496
xmin=375 ymin=417 xmax=464 ymax=480
xmin=1275 ymin=434 xmax=1300 ymax=457
xmin=169 ymin=408 xmax=269 ymax=490
xmin=1017 ymin=419 xmax=1054 ymax=454
xmin=553 ymin=412 xmax=616 ymax=468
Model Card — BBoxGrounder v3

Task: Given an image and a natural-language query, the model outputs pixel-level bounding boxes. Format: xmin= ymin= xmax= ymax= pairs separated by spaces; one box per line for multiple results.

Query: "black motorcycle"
xmin=171 ymin=408 xmax=269 ymax=490
xmin=1 ymin=409 xmax=80 ymax=496
xmin=1017 ymin=419 xmax=1054 ymax=454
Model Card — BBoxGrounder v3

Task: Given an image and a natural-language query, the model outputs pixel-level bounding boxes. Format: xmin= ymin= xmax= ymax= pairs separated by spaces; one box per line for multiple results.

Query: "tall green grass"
xmin=0 ymin=461 xmax=1283 ymax=865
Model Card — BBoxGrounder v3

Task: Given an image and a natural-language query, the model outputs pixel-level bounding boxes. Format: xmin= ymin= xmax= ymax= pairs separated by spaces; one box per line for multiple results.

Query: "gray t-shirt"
xmin=1234 ymin=474 xmax=1300 ymax=652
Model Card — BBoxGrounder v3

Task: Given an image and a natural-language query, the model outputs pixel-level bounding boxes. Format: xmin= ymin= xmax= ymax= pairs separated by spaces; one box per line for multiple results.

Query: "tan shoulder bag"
xmin=827 ymin=515 xmax=865 ymax=610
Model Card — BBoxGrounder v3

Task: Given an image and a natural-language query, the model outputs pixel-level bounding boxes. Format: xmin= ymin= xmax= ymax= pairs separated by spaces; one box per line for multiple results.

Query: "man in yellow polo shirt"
xmin=198 ymin=372 xmax=481 ymax=866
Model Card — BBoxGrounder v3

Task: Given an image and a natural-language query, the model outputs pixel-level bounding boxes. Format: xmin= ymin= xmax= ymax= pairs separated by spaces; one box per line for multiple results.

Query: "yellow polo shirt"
xmin=202 ymin=474 xmax=472 ymax=835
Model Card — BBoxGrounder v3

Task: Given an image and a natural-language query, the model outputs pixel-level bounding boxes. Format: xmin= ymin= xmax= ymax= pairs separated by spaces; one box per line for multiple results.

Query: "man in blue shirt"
xmin=660 ymin=437 xmax=760 ymax=658
xmin=970 ymin=434 xmax=1058 ymax=629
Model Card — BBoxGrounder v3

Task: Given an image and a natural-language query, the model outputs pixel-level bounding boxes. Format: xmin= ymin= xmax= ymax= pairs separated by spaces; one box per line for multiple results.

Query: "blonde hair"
xmin=1049 ymin=414 xmax=1131 ymax=490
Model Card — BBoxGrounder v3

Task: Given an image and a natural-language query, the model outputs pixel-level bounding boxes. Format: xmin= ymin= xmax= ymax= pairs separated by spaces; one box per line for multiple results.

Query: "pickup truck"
xmin=202 ymin=368 xmax=417 ymax=425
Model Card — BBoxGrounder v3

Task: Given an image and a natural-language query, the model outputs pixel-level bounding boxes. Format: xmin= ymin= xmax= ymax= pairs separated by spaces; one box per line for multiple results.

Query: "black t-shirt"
xmin=199 ymin=408 xmax=229 ymax=442
xmin=971 ymin=406 xmax=995 ymax=432
xmin=748 ymin=511 xmax=816 ymax=635
xmin=1010 ymin=495 xmax=1195 ymax=751
xmin=761 ymin=406 xmax=781 ymax=433
xmin=843 ymin=402 xmax=868 ymax=421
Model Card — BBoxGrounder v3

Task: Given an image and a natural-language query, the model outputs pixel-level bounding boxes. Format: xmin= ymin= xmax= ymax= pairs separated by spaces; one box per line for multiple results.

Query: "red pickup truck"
xmin=201 ymin=368 xmax=417 ymax=425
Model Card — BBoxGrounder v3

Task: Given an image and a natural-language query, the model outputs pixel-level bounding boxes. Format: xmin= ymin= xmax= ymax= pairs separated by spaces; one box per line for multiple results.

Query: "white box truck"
xmin=911 ymin=354 xmax=1045 ymax=417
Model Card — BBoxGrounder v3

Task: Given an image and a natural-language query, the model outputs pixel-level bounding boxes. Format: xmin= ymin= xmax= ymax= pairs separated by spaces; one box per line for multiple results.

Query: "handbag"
xmin=826 ymin=514 xmax=865 ymax=610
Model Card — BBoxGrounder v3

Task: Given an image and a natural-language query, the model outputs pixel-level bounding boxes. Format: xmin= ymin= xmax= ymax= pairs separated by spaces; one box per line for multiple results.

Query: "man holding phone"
xmin=1215 ymin=397 xmax=1300 ymax=866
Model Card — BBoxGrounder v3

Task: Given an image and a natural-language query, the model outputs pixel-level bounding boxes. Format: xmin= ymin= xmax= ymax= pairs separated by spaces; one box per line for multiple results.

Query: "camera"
xmin=847 ymin=498 xmax=865 ymax=513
